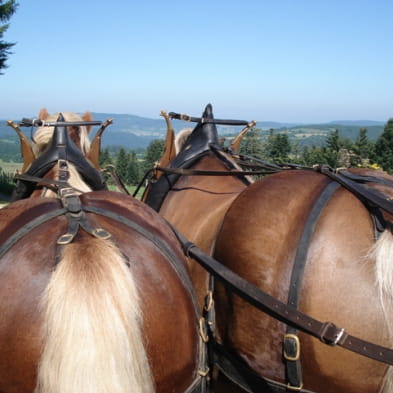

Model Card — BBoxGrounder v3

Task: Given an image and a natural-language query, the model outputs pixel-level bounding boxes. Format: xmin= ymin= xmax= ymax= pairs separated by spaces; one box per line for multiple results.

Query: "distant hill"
xmin=0 ymin=113 xmax=387 ymax=152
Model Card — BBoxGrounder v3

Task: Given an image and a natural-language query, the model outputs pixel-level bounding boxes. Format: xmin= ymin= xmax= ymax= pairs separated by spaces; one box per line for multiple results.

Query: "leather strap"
xmin=318 ymin=166 xmax=393 ymax=216
xmin=169 ymin=224 xmax=393 ymax=366
xmin=285 ymin=181 xmax=340 ymax=390
xmin=156 ymin=166 xmax=279 ymax=177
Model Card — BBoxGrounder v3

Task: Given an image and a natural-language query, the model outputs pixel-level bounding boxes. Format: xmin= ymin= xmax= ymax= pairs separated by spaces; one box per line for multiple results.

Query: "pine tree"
xmin=265 ymin=133 xmax=291 ymax=163
xmin=142 ymin=139 xmax=164 ymax=174
xmin=115 ymin=148 xmax=129 ymax=182
xmin=127 ymin=151 xmax=140 ymax=185
xmin=99 ymin=148 xmax=113 ymax=168
xmin=239 ymin=127 xmax=263 ymax=158
xmin=352 ymin=128 xmax=374 ymax=166
xmin=374 ymin=119 xmax=393 ymax=173
xmin=0 ymin=0 xmax=18 ymax=73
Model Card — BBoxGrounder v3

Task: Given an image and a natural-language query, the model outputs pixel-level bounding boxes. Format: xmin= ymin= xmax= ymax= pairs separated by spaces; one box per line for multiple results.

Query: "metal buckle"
xmin=199 ymin=318 xmax=209 ymax=343
xmin=283 ymin=334 xmax=300 ymax=361
xmin=204 ymin=291 xmax=214 ymax=312
xmin=57 ymin=233 xmax=74 ymax=245
xmin=92 ymin=228 xmax=111 ymax=240
xmin=286 ymin=382 xmax=304 ymax=391
xmin=319 ymin=322 xmax=346 ymax=346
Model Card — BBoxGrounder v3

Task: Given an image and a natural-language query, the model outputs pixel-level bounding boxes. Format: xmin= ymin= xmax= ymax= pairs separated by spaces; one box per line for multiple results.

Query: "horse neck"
xmin=160 ymin=152 xmax=248 ymax=253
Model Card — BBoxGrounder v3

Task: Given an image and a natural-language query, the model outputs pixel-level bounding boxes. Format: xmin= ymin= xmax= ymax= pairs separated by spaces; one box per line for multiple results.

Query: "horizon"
xmin=1 ymin=110 xmax=387 ymax=128
xmin=1 ymin=1 xmax=393 ymax=123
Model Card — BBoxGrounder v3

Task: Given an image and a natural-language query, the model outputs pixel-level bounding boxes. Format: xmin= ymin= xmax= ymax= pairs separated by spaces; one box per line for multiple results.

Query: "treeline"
xmin=237 ymin=119 xmax=393 ymax=172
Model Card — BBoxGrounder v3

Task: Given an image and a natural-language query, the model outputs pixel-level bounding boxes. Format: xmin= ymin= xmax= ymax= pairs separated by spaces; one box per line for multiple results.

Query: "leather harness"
xmin=11 ymin=114 xmax=107 ymax=201
xmin=143 ymin=106 xmax=393 ymax=391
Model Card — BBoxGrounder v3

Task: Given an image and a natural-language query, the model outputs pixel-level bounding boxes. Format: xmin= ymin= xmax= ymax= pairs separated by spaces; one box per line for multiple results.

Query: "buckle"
xmin=319 ymin=322 xmax=346 ymax=346
xmin=283 ymin=334 xmax=300 ymax=361
xmin=286 ymin=382 xmax=304 ymax=391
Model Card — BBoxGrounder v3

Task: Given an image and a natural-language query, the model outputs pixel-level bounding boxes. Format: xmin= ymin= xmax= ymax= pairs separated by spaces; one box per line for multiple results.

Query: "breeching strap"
xmin=168 ymin=223 xmax=393 ymax=367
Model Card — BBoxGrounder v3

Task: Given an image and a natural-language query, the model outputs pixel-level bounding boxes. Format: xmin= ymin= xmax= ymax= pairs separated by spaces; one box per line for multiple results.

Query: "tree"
xmin=374 ymin=119 xmax=393 ymax=173
xmin=325 ymin=129 xmax=340 ymax=152
xmin=0 ymin=0 xmax=18 ymax=74
xmin=352 ymin=128 xmax=374 ymax=166
xmin=142 ymin=139 xmax=164 ymax=174
xmin=99 ymin=147 xmax=113 ymax=168
xmin=126 ymin=151 xmax=140 ymax=185
xmin=265 ymin=133 xmax=291 ymax=163
xmin=239 ymin=127 xmax=264 ymax=158
xmin=115 ymin=148 xmax=129 ymax=182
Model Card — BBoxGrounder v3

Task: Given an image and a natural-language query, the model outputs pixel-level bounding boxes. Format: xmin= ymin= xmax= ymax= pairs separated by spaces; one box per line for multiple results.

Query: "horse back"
xmin=0 ymin=192 xmax=201 ymax=393
xmin=214 ymin=170 xmax=390 ymax=393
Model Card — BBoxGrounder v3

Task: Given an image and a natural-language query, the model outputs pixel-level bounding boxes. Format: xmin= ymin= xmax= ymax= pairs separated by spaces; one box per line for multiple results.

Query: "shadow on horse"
xmin=143 ymin=103 xmax=393 ymax=393
xmin=0 ymin=110 xmax=207 ymax=393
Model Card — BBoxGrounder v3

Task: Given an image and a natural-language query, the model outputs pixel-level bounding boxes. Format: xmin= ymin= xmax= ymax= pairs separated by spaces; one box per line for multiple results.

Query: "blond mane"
xmin=175 ymin=128 xmax=193 ymax=154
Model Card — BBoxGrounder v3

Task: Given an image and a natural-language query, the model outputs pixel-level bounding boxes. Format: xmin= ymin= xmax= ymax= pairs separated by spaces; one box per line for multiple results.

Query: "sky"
xmin=1 ymin=0 xmax=393 ymax=123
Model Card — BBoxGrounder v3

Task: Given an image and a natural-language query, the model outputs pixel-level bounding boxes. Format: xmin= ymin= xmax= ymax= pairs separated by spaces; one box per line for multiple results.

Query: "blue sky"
xmin=1 ymin=0 xmax=392 ymax=123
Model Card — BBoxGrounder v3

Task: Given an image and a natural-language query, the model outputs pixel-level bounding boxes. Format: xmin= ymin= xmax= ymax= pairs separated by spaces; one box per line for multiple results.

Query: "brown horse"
xmin=144 ymin=104 xmax=393 ymax=393
xmin=0 ymin=111 xmax=207 ymax=393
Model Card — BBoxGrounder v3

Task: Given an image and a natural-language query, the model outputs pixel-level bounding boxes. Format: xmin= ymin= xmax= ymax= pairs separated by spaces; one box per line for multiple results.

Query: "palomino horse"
xmin=143 ymin=104 xmax=393 ymax=393
xmin=0 ymin=110 xmax=207 ymax=393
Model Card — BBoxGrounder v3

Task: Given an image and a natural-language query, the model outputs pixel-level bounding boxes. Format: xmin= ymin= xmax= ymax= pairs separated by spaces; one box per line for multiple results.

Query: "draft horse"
xmin=143 ymin=104 xmax=393 ymax=393
xmin=0 ymin=110 xmax=207 ymax=393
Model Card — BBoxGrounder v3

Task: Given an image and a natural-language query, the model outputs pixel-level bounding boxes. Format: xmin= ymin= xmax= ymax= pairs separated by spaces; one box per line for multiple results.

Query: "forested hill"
xmin=0 ymin=112 xmax=386 ymax=154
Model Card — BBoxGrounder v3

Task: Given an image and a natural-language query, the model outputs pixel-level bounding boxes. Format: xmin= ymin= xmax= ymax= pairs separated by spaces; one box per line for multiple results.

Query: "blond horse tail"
xmin=35 ymin=237 xmax=154 ymax=393
xmin=374 ymin=228 xmax=393 ymax=393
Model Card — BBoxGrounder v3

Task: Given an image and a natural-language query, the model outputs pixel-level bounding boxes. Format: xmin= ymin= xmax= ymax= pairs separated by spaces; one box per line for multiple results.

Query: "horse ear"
xmin=230 ymin=121 xmax=257 ymax=153
xmin=82 ymin=111 xmax=93 ymax=133
xmin=157 ymin=111 xmax=176 ymax=177
xmin=38 ymin=108 xmax=50 ymax=120
xmin=7 ymin=120 xmax=35 ymax=172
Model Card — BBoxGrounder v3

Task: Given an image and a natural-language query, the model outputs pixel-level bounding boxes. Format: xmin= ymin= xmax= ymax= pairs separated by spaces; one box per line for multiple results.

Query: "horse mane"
xmin=175 ymin=128 xmax=193 ymax=154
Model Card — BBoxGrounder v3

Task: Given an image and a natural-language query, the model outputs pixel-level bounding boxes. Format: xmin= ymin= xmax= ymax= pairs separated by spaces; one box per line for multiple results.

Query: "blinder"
xmin=11 ymin=114 xmax=107 ymax=201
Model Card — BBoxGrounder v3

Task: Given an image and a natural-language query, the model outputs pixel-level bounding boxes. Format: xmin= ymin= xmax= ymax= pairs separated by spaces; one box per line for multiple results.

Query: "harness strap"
xmin=168 ymin=224 xmax=393 ymax=367
xmin=155 ymin=166 xmax=279 ymax=177
xmin=318 ymin=166 xmax=393 ymax=216
xmin=0 ymin=208 xmax=67 ymax=259
xmin=285 ymin=181 xmax=340 ymax=391
xmin=0 ymin=197 xmax=209 ymax=393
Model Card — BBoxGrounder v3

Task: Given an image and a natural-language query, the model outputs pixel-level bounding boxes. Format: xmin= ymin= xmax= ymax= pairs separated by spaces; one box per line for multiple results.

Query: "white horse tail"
xmin=374 ymin=227 xmax=393 ymax=393
xmin=35 ymin=236 xmax=154 ymax=393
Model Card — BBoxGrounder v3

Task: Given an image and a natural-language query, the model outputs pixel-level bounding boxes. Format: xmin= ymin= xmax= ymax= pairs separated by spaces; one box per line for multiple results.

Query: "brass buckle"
xmin=199 ymin=318 xmax=209 ymax=343
xmin=286 ymin=382 xmax=304 ymax=391
xmin=283 ymin=334 xmax=300 ymax=361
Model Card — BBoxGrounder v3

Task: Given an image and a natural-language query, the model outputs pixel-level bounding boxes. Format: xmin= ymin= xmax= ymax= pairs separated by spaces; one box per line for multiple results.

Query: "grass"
xmin=0 ymin=159 xmax=21 ymax=174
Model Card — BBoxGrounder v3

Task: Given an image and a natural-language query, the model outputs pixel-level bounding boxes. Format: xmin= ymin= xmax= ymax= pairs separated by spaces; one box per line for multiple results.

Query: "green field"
xmin=0 ymin=159 xmax=21 ymax=174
